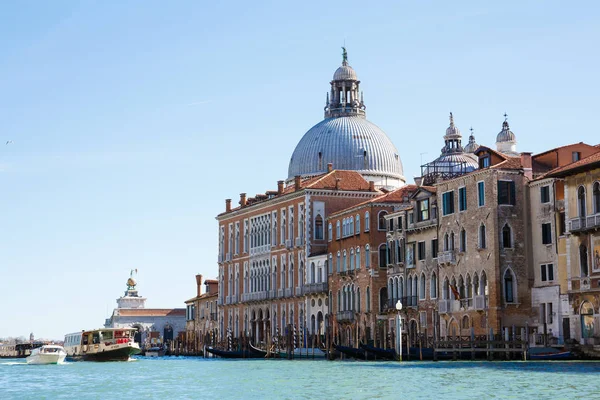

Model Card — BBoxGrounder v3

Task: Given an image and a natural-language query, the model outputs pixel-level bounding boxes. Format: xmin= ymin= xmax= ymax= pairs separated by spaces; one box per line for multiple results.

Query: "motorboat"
xmin=64 ymin=328 xmax=141 ymax=361
xmin=145 ymin=346 xmax=166 ymax=357
xmin=26 ymin=345 xmax=67 ymax=365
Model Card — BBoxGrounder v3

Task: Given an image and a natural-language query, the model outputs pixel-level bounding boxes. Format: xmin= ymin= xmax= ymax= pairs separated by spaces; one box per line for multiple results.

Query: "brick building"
xmin=184 ymin=275 xmax=218 ymax=354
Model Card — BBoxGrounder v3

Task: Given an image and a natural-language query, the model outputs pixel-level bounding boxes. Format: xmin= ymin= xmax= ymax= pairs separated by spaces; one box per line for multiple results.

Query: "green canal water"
xmin=1 ymin=357 xmax=599 ymax=399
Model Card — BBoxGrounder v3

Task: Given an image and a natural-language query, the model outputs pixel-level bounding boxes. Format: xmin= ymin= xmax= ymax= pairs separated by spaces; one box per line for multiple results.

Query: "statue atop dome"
xmin=342 ymin=46 xmax=348 ymax=65
xmin=127 ymin=269 xmax=138 ymax=290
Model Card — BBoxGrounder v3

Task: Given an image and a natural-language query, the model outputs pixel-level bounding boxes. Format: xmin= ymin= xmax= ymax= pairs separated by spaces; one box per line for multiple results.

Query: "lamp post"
xmin=395 ymin=300 xmax=403 ymax=361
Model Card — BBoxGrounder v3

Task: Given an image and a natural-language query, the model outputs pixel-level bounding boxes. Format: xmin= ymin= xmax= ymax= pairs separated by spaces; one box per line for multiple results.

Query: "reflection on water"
xmin=1 ymin=358 xmax=599 ymax=399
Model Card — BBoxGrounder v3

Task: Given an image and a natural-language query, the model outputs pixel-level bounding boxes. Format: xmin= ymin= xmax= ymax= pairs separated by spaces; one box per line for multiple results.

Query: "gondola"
xmin=205 ymin=344 xmax=267 ymax=359
xmin=334 ymin=345 xmax=376 ymax=360
xmin=360 ymin=344 xmax=397 ymax=360
xmin=528 ymin=347 xmax=572 ymax=360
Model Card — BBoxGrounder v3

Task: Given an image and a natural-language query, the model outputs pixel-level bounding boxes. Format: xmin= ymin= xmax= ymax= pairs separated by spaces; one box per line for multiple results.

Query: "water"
xmin=1 ymin=357 xmax=599 ymax=399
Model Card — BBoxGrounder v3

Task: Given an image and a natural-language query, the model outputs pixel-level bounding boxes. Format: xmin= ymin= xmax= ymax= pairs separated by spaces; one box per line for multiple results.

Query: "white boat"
xmin=145 ymin=346 xmax=166 ymax=357
xmin=26 ymin=345 xmax=67 ymax=365
xmin=64 ymin=328 xmax=141 ymax=361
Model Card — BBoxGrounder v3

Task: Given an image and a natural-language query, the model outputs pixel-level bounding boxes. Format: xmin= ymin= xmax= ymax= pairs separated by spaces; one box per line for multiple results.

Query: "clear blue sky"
xmin=1 ymin=1 xmax=598 ymax=340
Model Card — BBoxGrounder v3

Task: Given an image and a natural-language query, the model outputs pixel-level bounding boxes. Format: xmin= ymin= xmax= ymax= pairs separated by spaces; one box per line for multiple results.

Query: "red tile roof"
xmin=490 ymin=157 xmax=524 ymax=170
xmin=475 ymin=146 xmax=509 ymax=161
xmin=116 ymin=308 xmax=186 ymax=317
xmin=546 ymin=151 xmax=600 ymax=177
xmin=329 ymin=185 xmax=418 ymax=218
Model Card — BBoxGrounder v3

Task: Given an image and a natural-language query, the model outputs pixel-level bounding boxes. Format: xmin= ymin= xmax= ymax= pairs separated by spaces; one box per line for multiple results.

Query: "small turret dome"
xmin=497 ymin=120 xmax=516 ymax=142
xmin=495 ymin=115 xmax=518 ymax=156
xmin=464 ymin=128 xmax=479 ymax=153
xmin=333 ymin=64 xmax=358 ymax=81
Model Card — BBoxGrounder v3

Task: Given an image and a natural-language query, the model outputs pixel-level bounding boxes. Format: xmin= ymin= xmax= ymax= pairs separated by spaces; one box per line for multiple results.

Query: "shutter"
xmin=510 ymin=181 xmax=516 ymax=205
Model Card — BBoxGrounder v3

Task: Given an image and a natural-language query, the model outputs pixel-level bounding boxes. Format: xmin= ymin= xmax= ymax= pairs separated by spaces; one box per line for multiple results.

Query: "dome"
xmin=496 ymin=120 xmax=516 ymax=143
xmin=422 ymin=153 xmax=479 ymax=176
xmin=444 ymin=113 xmax=461 ymax=138
xmin=464 ymin=129 xmax=479 ymax=153
xmin=287 ymin=116 xmax=404 ymax=183
xmin=333 ymin=64 xmax=358 ymax=81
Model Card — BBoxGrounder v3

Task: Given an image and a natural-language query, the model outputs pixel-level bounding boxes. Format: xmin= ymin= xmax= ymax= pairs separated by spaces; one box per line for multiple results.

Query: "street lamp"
xmin=395 ymin=300 xmax=403 ymax=362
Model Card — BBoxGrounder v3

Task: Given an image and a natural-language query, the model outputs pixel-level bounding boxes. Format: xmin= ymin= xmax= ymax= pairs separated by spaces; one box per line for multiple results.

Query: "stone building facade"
xmin=184 ymin=275 xmax=219 ymax=353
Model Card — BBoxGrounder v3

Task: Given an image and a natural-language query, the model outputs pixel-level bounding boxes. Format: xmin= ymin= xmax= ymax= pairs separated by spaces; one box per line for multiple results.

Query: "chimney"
xmin=369 ymin=181 xmax=375 ymax=191
xmin=277 ymin=180 xmax=284 ymax=195
xmin=327 ymin=163 xmax=333 ymax=172
xmin=521 ymin=152 xmax=533 ymax=179
xmin=295 ymin=175 xmax=302 ymax=191
xmin=195 ymin=274 xmax=203 ymax=297
xmin=414 ymin=176 xmax=423 ymax=187
xmin=240 ymin=193 xmax=247 ymax=207
xmin=225 ymin=199 xmax=231 ymax=212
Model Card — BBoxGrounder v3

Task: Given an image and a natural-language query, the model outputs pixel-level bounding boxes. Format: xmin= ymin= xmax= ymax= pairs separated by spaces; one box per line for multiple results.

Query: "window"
xmin=580 ymin=245 xmax=589 ymax=276
xmin=478 ymin=181 xmax=485 ymax=207
xmin=365 ymin=245 xmax=371 ymax=268
xmin=542 ymin=223 xmax=552 ymax=245
xmin=315 ymin=214 xmax=323 ymax=240
xmin=336 ymin=221 xmax=341 ymax=239
xmin=430 ymin=272 xmax=437 ymax=299
xmin=459 ymin=229 xmax=466 ymax=252
xmin=343 ymin=251 xmax=347 ymax=271
xmin=431 ymin=239 xmax=438 ymax=258
xmin=504 ymin=269 xmax=515 ymax=303
xmin=356 ymin=247 xmax=361 ymax=270
xmin=378 ymin=211 xmax=388 ymax=230
xmin=328 ymin=255 xmax=332 ymax=275
xmin=458 ymin=187 xmax=467 ymax=211
xmin=418 ymin=241 xmax=426 ymax=261
xmin=578 ymin=186 xmax=586 ymax=217
xmin=328 ymin=223 xmax=332 ymax=242
xmin=366 ymin=287 xmax=371 ymax=312
xmin=479 ymin=224 xmax=486 ymax=249
xmin=502 ymin=224 xmax=512 ymax=248
xmin=442 ymin=191 xmax=455 ymax=216
xmin=418 ymin=199 xmax=430 ymax=221
xmin=498 ymin=181 xmax=516 ymax=205
xmin=355 ymin=214 xmax=360 ymax=234
xmin=594 ymin=182 xmax=600 ymax=214
xmin=379 ymin=244 xmax=388 ymax=268
xmin=388 ymin=218 xmax=394 ymax=231
xmin=365 ymin=212 xmax=370 ymax=232
xmin=397 ymin=216 xmax=403 ymax=231
xmin=349 ymin=217 xmax=354 ymax=236
xmin=558 ymin=212 xmax=566 ymax=236
xmin=540 ymin=186 xmax=550 ymax=204
xmin=479 ymin=155 xmax=491 ymax=168
xmin=336 ymin=252 xmax=341 ymax=273
xmin=350 ymin=249 xmax=355 ymax=270
xmin=420 ymin=274 xmax=426 ymax=300
xmin=572 ymin=151 xmax=581 ymax=162
xmin=541 ymin=263 xmax=554 ymax=282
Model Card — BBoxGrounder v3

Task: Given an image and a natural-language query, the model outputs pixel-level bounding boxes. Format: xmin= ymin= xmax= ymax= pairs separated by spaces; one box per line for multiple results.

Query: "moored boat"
xmin=26 ymin=345 xmax=67 ymax=365
xmin=360 ymin=344 xmax=397 ymax=360
xmin=528 ymin=347 xmax=572 ymax=360
xmin=277 ymin=348 xmax=327 ymax=359
xmin=64 ymin=328 xmax=141 ymax=361
xmin=334 ymin=345 xmax=375 ymax=360
xmin=205 ymin=344 xmax=267 ymax=359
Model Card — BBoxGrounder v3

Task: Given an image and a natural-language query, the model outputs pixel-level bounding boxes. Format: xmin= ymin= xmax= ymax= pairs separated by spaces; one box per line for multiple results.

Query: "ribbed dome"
xmin=333 ymin=65 xmax=358 ymax=81
xmin=422 ymin=153 xmax=479 ymax=176
xmin=497 ymin=120 xmax=516 ymax=142
xmin=287 ymin=116 xmax=404 ymax=182
xmin=464 ymin=134 xmax=479 ymax=153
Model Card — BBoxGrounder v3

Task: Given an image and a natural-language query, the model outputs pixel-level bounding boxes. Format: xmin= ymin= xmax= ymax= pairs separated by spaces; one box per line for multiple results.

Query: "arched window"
xmin=430 ymin=272 xmax=437 ymax=299
xmin=336 ymin=221 xmax=341 ymax=239
xmin=336 ymin=252 xmax=341 ymax=273
xmin=504 ymin=269 xmax=515 ymax=303
xmin=450 ymin=232 xmax=455 ymax=251
xmin=479 ymin=224 xmax=487 ymax=249
xmin=328 ymin=254 xmax=333 ymax=275
xmin=443 ymin=278 xmax=449 ymax=300
xmin=420 ymin=273 xmax=426 ymax=300
xmin=328 ymin=223 xmax=332 ymax=242
xmin=444 ymin=233 xmax=449 ymax=251
xmin=458 ymin=275 xmax=465 ymax=300
xmin=594 ymin=182 xmax=600 ymax=214
xmin=466 ymin=275 xmax=472 ymax=305
xmin=366 ymin=287 xmax=371 ymax=312
xmin=502 ymin=224 xmax=512 ymax=249
xmin=350 ymin=248 xmax=355 ymax=270
xmin=460 ymin=229 xmax=466 ymax=252
xmin=462 ymin=315 xmax=470 ymax=330
xmin=580 ymin=244 xmax=589 ymax=276
xmin=578 ymin=186 xmax=586 ymax=217
xmin=349 ymin=217 xmax=354 ymax=236
xmin=407 ymin=276 xmax=413 ymax=304
xmin=343 ymin=250 xmax=347 ymax=271
xmin=356 ymin=287 xmax=361 ymax=313
xmin=315 ymin=214 xmax=323 ymax=240
xmin=378 ymin=211 xmax=388 ymax=230
xmin=378 ymin=243 xmax=388 ymax=268
xmin=310 ymin=262 xmax=316 ymax=284
xmin=399 ymin=276 xmax=404 ymax=299
xmin=355 ymin=214 xmax=360 ymax=234
xmin=473 ymin=273 xmax=479 ymax=297
xmin=412 ymin=276 xmax=418 ymax=305
xmin=365 ymin=245 xmax=371 ymax=268
xmin=338 ymin=291 xmax=341 ymax=311
xmin=365 ymin=211 xmax=370 ymax=232
xmin=356 ymin=247 xmax=361 ymax=270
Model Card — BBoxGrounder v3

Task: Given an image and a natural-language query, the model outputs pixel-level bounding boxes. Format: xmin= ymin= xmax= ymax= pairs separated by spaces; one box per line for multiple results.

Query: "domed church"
xmin=287 ymin=49 xmax=405 ymax=189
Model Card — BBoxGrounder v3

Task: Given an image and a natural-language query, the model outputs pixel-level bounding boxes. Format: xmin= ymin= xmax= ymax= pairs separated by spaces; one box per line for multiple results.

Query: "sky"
xmin=1 ymin=0 xmax=599 ymax=340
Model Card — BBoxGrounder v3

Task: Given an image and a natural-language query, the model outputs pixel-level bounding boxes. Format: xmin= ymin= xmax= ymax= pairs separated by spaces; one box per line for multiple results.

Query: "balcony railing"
xmin=438 ymin=251 xmax=456 ymax=265
xmin=569 ymin=214 xmax=600 ymax=233
xmin=303 ymin=282 xmax=328 ymax=295
xmin=295 ymin=287 xmax=303 ymax=296
xmin=406 ymin=217 xmax=437 ymax=232
xmin=218 ymin=254 xmax=224 ymax=263
xmin=225 ymin=252 xmax=232 ymax=262
xmin=385 ymin=296 xmax=418 ymax=312
xmin=387 ymin=264 xmax=403 ymax=275
xmin=336 ymin=310 xmax=355 ymax=323
xmin=295 ymin=237 xmax=303 ymax=247
xmin=474 ymin=295 xmax=487 ymax=310
xmin=284 ymin=288 xmax=293 ymax=298
xmin=438 ymin=299 xmax=462 ymax=314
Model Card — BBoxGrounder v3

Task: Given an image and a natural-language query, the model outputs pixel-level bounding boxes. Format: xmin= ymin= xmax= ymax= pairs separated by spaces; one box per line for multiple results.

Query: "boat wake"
xmin=1 ymin=361 xmax=27 ymax=366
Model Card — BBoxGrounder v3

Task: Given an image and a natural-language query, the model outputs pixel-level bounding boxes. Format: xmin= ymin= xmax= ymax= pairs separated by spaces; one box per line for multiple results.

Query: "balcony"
xmin=438 ymin=251 xmax=456 ymax=266
xmin=284 ymin=288 xmax=293 ymax=298
xmin=225 ymin=252 xmax=232 ymax=262
xmin=387 ymin=264 xmax=404 ymax=276
xmin=295 ymin=237 xmax=303 ymax=247
xmin=217 ymin=297 xmax=223 ymax=306
xmin=385 ymin=296 xmax=418 ymax=312
xmin=249 ymin=244 xmax=270 ymax=256
xmin=278 ymin=289 xmax=284 ymax=298
xmin=474 ymin=295 xmax=488 ymax=310
xmin=295 ymin=287 xmax=303 ymax=296
xmin=336 ymin=310 xmax=355 ymax=323
xmin=406 ymin=217 xmax=437 ymax=232
xmin=303 ymin=282 xmax=328 ymax=295
xmin=438 ymin=299 xmax=461 ymax=314
xmin=285 ymin=239 xmax=293 ymax=249
xmin=218 ymin=254 xmax=224 ymax=263
xmin=569 ymin=214 xmax=600 ymax=233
